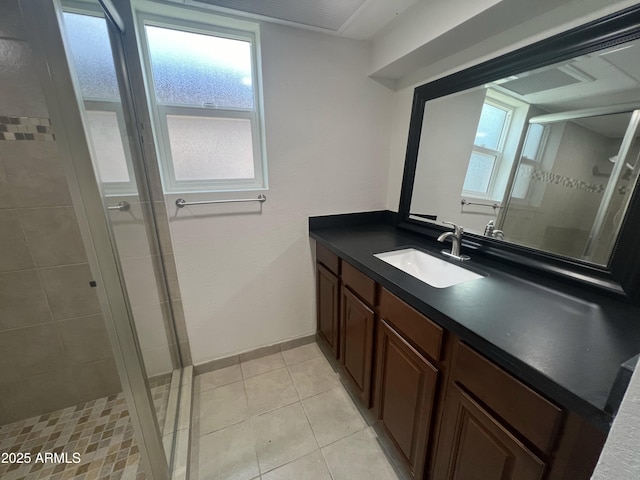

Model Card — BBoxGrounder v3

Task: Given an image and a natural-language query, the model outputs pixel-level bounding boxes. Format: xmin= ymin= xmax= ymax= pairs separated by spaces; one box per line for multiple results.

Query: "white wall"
xmin=593 ymin=363 xmax=640 ymax=479
xmin=410 ymin=88 xmax=493 ymax=232
xmin=369 ymin=0 xmax=502 ymax=76
xmin=167 ymin=23 xmax=393 ymax=365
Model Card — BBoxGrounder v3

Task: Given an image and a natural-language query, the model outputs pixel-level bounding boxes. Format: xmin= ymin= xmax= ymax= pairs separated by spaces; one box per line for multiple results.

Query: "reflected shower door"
xmin=585 ymin=112 xmax=640 ymax=264
xmin=500 ymin=110 xmax=637 ymax=264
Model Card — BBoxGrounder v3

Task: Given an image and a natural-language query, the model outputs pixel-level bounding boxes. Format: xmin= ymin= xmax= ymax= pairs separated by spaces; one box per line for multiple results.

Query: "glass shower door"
xmin=56 ymin=1 xmax=184 ymax=477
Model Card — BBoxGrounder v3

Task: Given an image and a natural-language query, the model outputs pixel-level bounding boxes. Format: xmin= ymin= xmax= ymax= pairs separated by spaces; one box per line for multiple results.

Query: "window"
xmin=63 ymin=10 xmax=136 ymax=195
xmin=511 ymin=123 xmax=547 ymax=200
xmin=84 ymin=104 xmax=134 ymax=187
xmin=138 ymin=15 xmax=267 ymax=193
xmin=462 ymin=101 xmax=512 ymax=197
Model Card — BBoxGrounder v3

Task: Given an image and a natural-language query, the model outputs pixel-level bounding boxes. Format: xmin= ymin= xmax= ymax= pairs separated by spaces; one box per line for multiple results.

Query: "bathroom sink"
xmin=374 ymin=248 xmax=484 ymax=288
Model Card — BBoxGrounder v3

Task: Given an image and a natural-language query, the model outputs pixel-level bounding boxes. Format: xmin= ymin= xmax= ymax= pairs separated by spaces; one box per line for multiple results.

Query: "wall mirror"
xmin=398 ymin=5 xmax=640 ymax=302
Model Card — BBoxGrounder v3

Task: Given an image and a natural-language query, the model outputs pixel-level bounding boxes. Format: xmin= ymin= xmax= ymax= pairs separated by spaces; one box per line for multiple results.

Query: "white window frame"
xmin=135 ymin=10 xmax=268 ymax=194
xmin=510 ymin=123 xmax=550 ymax=202
xmin=463 ymin=99 xmax=513 ymax=199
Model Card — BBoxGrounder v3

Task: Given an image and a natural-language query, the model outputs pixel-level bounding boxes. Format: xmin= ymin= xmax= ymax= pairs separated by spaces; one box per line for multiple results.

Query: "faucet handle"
xmin=442 ymin=221 xmax=463 ymax=235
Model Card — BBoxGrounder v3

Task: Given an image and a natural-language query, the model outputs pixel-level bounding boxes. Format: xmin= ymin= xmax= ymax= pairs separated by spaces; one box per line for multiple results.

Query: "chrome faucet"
xmin=437 ymin=221 xmax=470 ymax=261
xmin=484 ymin=220 xmax=505 ymax=240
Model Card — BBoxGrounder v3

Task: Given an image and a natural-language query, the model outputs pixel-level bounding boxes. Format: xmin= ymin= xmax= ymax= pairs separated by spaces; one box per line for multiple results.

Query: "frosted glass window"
xmin=522 ymin=123 xmax=545 ymax=161
xmin=146 ymin=25 xmax=254 ymax=109
xmin=62 ymin=12 xmax=119 ymax=100
xmin=463 ymin=152 xmax=496 ymax=194
xmin=167 ymin=115 xmax=254 ymax=180
xmin=85 ymin=110 xmax=130 ymax=183
xmin=140 ymin=14 xmax=266 ymax=193
xmin=474 ymin=103 xmax=508 ymax=150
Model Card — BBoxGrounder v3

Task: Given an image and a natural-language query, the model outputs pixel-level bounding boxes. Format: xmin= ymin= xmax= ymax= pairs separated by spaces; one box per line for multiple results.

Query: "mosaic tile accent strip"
xmin=525 ymin=168 xmax=606 ymax=194
xmin=0 ymin=116 xmax=55 ymax=141
xmin=0 ymin=393 xmax=146 ymax=480
xmin=522 ymin=167 xmax=633 ymax=195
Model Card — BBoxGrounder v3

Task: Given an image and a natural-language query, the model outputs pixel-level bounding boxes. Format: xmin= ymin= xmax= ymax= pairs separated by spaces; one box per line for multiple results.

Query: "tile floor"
xmin=148 ymin=377 xmax=172 ymax=430
xmin=190 ymin=342 xmax=403 ymax=480
xmin=0 ymin=394 xmax=144 ymax=480
xmin=0 ymin=378 xmax=171 ymax=480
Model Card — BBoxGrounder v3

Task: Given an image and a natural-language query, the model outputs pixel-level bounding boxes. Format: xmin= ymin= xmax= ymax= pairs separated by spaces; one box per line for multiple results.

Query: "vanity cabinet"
xmin=314 ymin=245 xmax=606 ymax=480
xmin=433 ymin=384 xmax=546 ymax=480
xmin=432 ymin=342 xmax=562 ymax=479
xmin=375 ymin=287 xmax=445 ymax=479
xmin=340 ymin=262 xmax=376 ymax=406
xmin=375 ymin=319 xmax=438 ymax=479
xmin=316 ymin=244 xmax=340 ymax=358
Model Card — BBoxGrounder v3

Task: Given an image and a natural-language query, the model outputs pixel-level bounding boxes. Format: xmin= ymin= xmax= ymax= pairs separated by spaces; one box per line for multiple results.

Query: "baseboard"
xmin=193 ymin=333 xmax=316 ymax=376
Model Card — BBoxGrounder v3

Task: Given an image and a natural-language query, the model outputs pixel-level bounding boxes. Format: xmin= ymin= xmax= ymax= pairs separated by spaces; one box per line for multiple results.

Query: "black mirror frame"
xmin=397 ymin=4 xmax=640 ymax=304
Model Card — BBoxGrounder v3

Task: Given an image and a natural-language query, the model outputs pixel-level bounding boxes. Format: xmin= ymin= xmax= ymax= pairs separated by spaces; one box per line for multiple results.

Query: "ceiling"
xmin=179 ymin=0 xmax=640 ymax=105
xmin=490 ymin=40 xmax=640 ymax=138
xmin=186 ymin=0 xmax=417 ymax=40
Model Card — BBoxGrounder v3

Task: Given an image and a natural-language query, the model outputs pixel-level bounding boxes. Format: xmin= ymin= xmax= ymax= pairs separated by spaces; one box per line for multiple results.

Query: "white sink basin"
xmin=374 ymin=248 xmax=484 ymax=288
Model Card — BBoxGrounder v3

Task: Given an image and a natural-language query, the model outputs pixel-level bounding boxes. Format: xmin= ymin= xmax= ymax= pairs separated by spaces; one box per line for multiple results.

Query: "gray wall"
xmin=0 ymin=0 xmax=120 ymax=425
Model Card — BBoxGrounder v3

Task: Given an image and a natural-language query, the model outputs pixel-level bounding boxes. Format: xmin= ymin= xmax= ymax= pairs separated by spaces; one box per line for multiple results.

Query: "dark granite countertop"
xmin=309 ymin=213 xmax=640 ymax=432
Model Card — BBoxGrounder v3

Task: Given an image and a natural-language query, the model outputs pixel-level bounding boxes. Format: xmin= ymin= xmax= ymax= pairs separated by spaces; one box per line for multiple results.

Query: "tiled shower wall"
xmin=500 ymin=121 xmax=618 ymax=259
xmin=0 ymin=0 xmax=120 ymax=424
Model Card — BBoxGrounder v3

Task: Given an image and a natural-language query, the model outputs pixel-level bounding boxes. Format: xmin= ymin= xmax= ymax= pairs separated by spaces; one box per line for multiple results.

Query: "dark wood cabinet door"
xmin=433 ymin=384 xmax=546 ymax=480
xmin=376 ymin=320 xmax=438 ymax=479
xmin=317 ymin=263 xmax=340 ymax=358
xmin=340 ymin=286 xmax=375 ymax=405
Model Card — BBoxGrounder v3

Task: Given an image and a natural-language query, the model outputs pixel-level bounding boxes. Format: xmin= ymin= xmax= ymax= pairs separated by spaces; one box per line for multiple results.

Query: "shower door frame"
xmin=20 ymin=1 xmax=173 ymax=479
xmin=583 ymin=110 xmax=640 ymax=260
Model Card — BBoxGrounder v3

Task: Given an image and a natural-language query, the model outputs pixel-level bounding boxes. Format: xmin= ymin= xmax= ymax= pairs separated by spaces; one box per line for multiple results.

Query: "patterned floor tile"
xmin=0 ymin=379 xmax=171 ymax=480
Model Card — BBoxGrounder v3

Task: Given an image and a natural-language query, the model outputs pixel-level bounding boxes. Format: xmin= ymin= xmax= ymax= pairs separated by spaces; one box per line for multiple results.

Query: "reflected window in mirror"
xmin=462 ymin=93 xmax=528 ymax=201
xmin=408 ymin=38 xmax=640 ymax=268
xmin=511 ymin=123 xmax=547 ymax=199
xmin=463 ymin=101 xmax=511 ymax=196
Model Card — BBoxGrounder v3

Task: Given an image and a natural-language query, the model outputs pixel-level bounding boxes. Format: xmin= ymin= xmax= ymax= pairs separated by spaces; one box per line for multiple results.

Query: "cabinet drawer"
xmin=317 ymin=243 xmax=340 ymax=275
xmin=453 ymin=342 xmax=562 ymax=455
xmin=378 ymin=288 xmax=443 ymax=363
xmin=342 ymin=261 xmax=376 ymax=306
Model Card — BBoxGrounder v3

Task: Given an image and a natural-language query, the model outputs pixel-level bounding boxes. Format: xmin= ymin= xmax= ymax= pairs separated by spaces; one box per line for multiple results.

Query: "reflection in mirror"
xmin=409 ymin=39 xmax=640 ymax=266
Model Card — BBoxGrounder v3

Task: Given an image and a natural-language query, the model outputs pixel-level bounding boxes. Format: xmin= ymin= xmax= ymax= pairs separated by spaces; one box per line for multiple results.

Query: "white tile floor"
xmin=190 ymin=343 xmax=402 ymax=480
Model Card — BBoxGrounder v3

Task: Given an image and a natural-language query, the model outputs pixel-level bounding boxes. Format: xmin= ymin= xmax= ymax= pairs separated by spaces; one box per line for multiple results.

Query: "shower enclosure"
xmin=0 ymin=1 xmax=190 ymax=479
xmin=497 ymin=107 xmax=640 ymax=264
